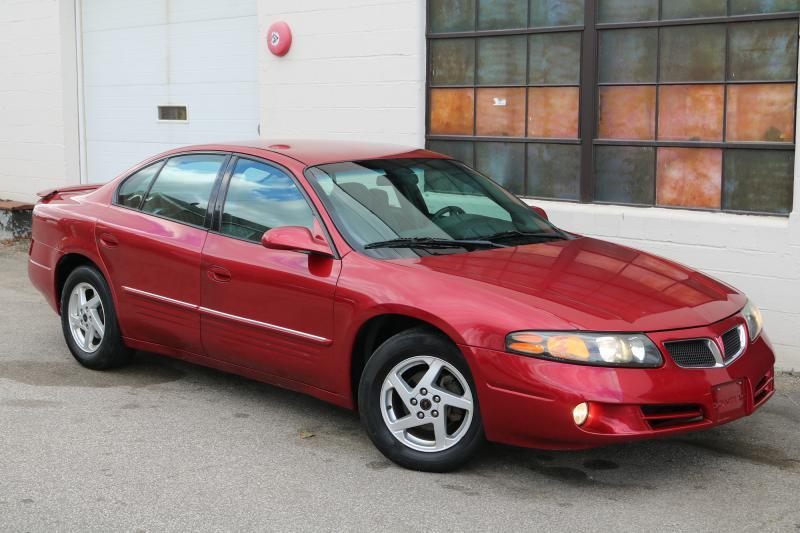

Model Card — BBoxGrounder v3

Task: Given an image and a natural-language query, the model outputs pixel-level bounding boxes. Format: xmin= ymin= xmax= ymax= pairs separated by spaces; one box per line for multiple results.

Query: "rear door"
xmin=96 ymin=153 xmax=229 ymax=354
xmin=199 ymin=156 xmax=341 ymax=387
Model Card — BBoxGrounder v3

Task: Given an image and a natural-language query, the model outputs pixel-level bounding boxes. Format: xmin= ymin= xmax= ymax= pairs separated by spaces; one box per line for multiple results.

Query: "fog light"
xmin=573 ymin=402 xmax=589 ymax=426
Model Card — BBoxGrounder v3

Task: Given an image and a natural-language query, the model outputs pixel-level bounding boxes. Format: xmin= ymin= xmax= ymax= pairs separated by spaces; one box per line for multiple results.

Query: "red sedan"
xmin=28 ymin=140 xmax=775 ymax=471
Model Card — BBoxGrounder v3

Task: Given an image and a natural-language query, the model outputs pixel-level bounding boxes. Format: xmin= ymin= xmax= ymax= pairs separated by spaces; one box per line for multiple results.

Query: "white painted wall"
xmin=0 ymin=0 xmax=77 ymax=201
xmin=258 ymin=0 xmax=426 ymax=146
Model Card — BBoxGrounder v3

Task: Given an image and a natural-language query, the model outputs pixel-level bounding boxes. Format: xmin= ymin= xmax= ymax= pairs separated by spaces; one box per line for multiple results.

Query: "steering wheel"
xmin=432 ymin=205 xmax=466 ymax=220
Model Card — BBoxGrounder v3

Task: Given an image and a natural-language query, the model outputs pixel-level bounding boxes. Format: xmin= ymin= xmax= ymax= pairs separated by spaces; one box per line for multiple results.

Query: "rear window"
xmin=141 ymin=154 xmax=226 ymax=226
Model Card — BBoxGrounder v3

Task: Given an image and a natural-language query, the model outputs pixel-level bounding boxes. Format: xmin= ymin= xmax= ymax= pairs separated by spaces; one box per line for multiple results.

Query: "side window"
xmin=141 ymin=154 xmax=226 ymax=226
xmin=115 ymin=162 xmax=161 ymax=209
xmin=220 ymin=159 xmax=315 ymax=243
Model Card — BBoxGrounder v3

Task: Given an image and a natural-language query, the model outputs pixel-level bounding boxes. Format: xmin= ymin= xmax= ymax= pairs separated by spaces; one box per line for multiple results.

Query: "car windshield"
xmin=305 ymin=158 xmax=569 ymax=258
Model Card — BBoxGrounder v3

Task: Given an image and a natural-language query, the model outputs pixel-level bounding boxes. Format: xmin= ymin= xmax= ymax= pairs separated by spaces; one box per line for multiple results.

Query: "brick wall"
xmin=0 ymin=0 xmax=72 ymax=201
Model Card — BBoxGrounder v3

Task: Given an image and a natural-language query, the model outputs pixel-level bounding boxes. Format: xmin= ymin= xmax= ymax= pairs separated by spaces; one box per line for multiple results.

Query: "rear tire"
xmin=60 ymin=265 xmax=132 ymax=369
xmin=358 ymin=327 xmax=484 ymax=472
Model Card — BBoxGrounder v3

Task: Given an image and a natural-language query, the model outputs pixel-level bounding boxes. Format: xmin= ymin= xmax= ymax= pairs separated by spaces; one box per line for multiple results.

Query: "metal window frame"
xmin=424 ymin=0 xmax=800 ymax=215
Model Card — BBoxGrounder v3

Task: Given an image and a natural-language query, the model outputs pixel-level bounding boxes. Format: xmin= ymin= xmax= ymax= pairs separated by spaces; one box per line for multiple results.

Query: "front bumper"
xmin=462 ymin=315 xmax=776 ymax=450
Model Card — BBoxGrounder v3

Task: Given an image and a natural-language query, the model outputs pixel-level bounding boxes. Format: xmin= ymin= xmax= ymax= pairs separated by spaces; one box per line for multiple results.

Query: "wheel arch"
xmin=349 ymin=312 xmax=462 ymax=408
xmin=54 ymin=253 xmax=105 ymax=314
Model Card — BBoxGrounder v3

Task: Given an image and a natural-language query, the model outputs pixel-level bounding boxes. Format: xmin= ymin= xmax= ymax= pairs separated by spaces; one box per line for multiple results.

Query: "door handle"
xmin=99 ymin=233 xmax=119 ymax=248
xmin=207 ymin=265 xmax=232 ymax=283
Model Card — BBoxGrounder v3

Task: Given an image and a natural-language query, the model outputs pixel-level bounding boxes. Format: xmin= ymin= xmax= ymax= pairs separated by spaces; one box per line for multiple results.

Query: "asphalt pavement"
xmin=1 ymin=241 xmax=799 ymax=532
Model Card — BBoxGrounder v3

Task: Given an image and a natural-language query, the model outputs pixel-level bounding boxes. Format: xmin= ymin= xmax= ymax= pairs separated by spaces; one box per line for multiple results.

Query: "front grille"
xmin=665 ymin=340 xmax=717 ymax=368
xmin=641 ymin=404 xmax=705 ymax=430
xmin=721 ymin=326 xmax=743 ymax=362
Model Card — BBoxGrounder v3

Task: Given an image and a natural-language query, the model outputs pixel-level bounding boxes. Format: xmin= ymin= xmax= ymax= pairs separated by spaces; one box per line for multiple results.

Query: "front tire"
xmin=60 ymin=265 xmax=132 ymax=370
xmin=358 ymin=327 xmax=484 ymax=472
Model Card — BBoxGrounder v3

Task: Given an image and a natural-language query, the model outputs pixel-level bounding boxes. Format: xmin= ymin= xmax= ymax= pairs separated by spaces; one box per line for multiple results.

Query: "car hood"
xmin=390 ymin=237 xmax=745 ymax=332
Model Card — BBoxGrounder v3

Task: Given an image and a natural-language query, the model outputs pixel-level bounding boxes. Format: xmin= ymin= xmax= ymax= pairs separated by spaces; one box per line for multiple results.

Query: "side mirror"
xmin=261 ymin=226 xmax=333 ymax=257
xmin=530 ymin=205 xmax=549 ymax=220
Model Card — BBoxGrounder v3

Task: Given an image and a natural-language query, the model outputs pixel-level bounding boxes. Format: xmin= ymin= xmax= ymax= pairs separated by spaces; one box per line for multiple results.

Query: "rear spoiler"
xmin=36 ymin=184 xmax=102 ymax=203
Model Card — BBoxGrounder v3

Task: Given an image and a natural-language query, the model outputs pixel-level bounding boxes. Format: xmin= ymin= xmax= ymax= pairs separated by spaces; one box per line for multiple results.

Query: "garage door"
xmin=81 ymin=0 xmax=259 ymax=183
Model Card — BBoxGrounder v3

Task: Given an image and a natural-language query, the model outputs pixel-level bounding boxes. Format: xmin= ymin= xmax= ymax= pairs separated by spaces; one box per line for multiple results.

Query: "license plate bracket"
xmin=712 ymin=379 xmax=747 ymax=423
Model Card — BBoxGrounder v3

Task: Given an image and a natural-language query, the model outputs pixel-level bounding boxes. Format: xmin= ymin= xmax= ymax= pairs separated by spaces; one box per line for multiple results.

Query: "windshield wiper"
xmin=364 ymin=237 xmax=505 ymax=250
xmin=483 ymin=230 xmax=568 ymax=243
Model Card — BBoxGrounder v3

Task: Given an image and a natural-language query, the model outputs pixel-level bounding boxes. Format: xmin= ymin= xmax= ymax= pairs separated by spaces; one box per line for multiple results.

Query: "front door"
xmin=200 ymin=157 xmax=341 ymax=388
xmin=96 ymin=153 xmax=228 ymax=354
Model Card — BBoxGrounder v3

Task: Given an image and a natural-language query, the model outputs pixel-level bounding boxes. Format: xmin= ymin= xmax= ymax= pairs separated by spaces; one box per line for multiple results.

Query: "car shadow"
xmin=112 ymin=351 xmax=800 ymax=488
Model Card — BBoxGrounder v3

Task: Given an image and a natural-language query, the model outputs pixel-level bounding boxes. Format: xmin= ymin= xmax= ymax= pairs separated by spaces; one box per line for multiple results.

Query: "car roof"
xmin=168 ymin=139 xmax=449 ymax=166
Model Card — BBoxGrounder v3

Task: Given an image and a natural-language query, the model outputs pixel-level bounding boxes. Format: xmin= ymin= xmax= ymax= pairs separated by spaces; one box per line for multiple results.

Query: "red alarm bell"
xmin=267 ymin=21 xmax=292 ymax=57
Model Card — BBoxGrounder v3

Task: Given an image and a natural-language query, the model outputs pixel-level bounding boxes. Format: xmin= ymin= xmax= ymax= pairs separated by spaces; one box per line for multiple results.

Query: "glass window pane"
xmin=730 ymin=0 xmax=800 ymax=15
xmin=141 ymin=154 xmax=225 ymax=226
xmin=657 ymin=148 xmax=722 ymax=209
xmin=478 ymin=0 xmax=527 ymax=30
xmin=530 ymin=0 xmax=584 ymax=27
xmin=528 ymin=87 xmax=580 ymax=138
xmin=658 ymin=85 xmax=724 ymax=141
xmin=598 ymin=29 xmax=658 ymax=83
xmin=477 ymin=36 xmax=527 ymax=85
xmin=427 ymin=140 xmax=475 ymax=166
xmin=662 ymin=0 xmax=727 ymax=18
xmin=660 ymin=25 xmax=726 ymax=82
xmin=116 ymin=162 xmax=160 ymax=209
xmin=221 ymin=160 xmax=314 ymax=242
xmin=528 ymin=32 xmax=581 ymax=84
xmin=598 ymin=0 xmax=658 ymax=23
xmin=726 ymin=84 xmax=795 ymax=142
xmin=598 ymin=86 xmax=656 ymax=140
xmin=527 ymin=144 xmax=580 ymax=200
xmin=429 ymin=88 xmax=475 ymax=135
xmin=595 ymin=146 xmax=655 ymax=205
xmin=430 ymin=39 xmax=475 ymax=86
xmin=729 ymin=20 xmax=799 ymax=81
xmin=430 ymin=0 xmax=475 ymax=32
xmin=475 ymin=142 xmax=525 ymax=194
xmin=724 ymin=150 xmax=794 ymax=214
xmin=476 ymin=87 xmax=526 ymax=136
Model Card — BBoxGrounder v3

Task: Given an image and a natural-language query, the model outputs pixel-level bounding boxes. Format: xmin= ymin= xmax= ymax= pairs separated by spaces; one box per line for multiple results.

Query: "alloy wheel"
xmin=67 ymin=282 xmax=105 ymax=353
xmin=380 ymin=355 xmax=474 ymax=453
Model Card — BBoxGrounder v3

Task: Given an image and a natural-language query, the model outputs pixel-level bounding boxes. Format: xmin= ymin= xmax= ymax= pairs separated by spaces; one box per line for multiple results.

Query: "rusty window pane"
xmin=430 ymin=0 xmax=475 ymax=32
xmin=528 ymin=32 xmax=581 ymax=84
xmin=662 ymin=0 xmax=727 ymax=18
xmin=660 ymin=25 xmax=726 ymax=82
xmin=726 ymin=84 xmax=795 ymax=143
xmin=729 ymin=20 xmax=799 ymax=81
xmin=530 ymin=0 xmax=584 ymax=27
xmin=724 ymin=150 xmax=794 ymax=214
xmin=656 ymin=148 xmax=722 ymax=209
xmin=658 ymin=85 xmax=724 ymax=141
xmin=598 ymin=29 xmax=658 ymax=83
xmin=430 ymin=38 xmax=475 ymax=86
xmin=595 ymin=146 xmax=655 ymax=205
xmin=429 ymin=88 xmax=475 ymax=135
xmin=598 ymin=0 xmax=658 ymax=23
xmin=476 ymin=87 xmax=526 ymax=136
xmin=478 ymin=0 xmax=527 ymax=30
xmin=477 ymin=36 xmax=527 ymax=85
xmin=527 ymin=87 xmax=580 ymax=138
xmin=598 ymin=86 xmax=656 ymax=140
xmin=475 ymin=142 xmax=525 ymax=194
xmin=527 ymin=144 xmax=581 ymax=200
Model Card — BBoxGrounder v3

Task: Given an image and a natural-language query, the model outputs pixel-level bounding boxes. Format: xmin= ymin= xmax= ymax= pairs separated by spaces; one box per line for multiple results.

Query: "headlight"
xmin=742 ymin=300 xmax=763 ymax=341
xmin=506 ymin=331 xmax=663 ymax=368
